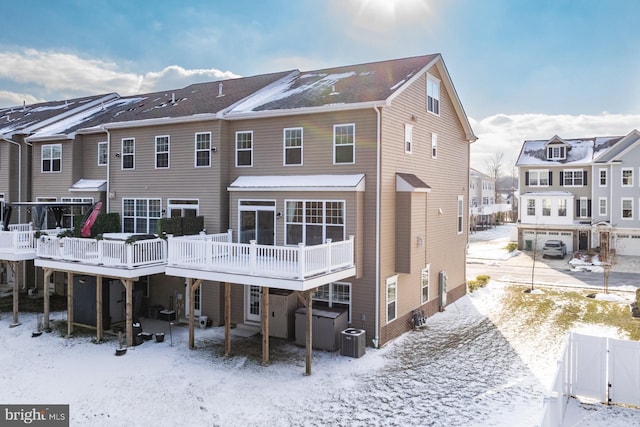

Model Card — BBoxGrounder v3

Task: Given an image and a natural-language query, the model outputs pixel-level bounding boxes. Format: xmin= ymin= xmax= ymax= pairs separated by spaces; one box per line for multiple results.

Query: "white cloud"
xmin=0 ymin=49 xmax=240 ymax=107
xmin=470 ymin=113 xmax=640 ymax=175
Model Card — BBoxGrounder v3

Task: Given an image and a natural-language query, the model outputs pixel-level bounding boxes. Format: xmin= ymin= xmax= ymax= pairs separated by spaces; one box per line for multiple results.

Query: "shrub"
xmin=468 ymin=275 xmax=491 ymax=292
xmin=505 ymin=242 xmax=518 ymax=252
xmin=636 ymin=288 xmax=640 ymax=306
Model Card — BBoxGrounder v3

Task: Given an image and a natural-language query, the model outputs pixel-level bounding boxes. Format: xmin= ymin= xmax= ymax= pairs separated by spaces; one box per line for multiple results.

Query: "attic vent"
xmin=330 ymin=85 xmax=339 ymax=95
xmin=171 ymin=93 xmax=176 ymax=104
xmin=217 ymin=83 xmax=224 ymax=97
xmin=22 ymin=100 xmax=26 ymax=112
xmin=64 ymin=100 xmax=69 ymax=109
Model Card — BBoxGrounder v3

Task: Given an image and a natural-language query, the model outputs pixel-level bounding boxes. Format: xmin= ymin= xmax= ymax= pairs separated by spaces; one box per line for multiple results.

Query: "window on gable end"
xmin=426 ymin=75 xmax=440 ymax=115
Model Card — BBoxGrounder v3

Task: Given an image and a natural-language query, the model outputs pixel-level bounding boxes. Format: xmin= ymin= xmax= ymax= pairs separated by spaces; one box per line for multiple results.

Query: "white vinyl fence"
xmin=540 ymin=332 xmax=640 ymax=426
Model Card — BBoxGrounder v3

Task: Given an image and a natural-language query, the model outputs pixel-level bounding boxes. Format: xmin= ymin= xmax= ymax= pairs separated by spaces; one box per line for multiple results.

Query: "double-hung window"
xmin=236 ymin=131 xmax=253 ymax=167
xmin=622 ymin=168 xmax=633 ymax=186
xmin=427 ymin=75 xmax=440 ymax=115
xmin=61 ymin=197 xmax=93 ymax=228
xmin=542 ymin=199 xmax=551 ymax=216
xmin=195 ymin=132 xmax=211 ymax=167
xmin=599 ymin=197 xmax=607 ymax=216
xmin=42 ymin=144 xmax=62 ymax=172
xmin=528 ymin=170 xmax=549 ymax=186
xmin=562 ymin=170 xmax=585 ymax=186
xmin=122 ymin=198 xmax=161 ymax=233
xmin=155 ymin=136 xmax=170 ymax=169
xmin=547 ymin=146 xmax=566 ymax=160
xmin=404 ymin=124 xmax=413 ymax=154
xmin=98 ymin=142 xmax=107 ymax=166
xmin=558 ymin=199 xmax=567 ymax=216
xmin=421 ymin=266 xmax=430 ymax=304
xmin=122 ymin=138 xmax=135 ymax=169
xmin=284 ymin=127 xmax=303 ymax=166
xmin=599 ymin=168 xmax=607 ymax=186
xmin=334 ymin=124 xmax=355 ymax=164
xmin=622 ymin=198 xmax=633 ymax=219
xmin=457 ymin=196 xmax=464 ymax=234
xmin=386 ymin=276 xmax=398 ymax=323
xmin=527 ymin=199 xmax=536 ymax=216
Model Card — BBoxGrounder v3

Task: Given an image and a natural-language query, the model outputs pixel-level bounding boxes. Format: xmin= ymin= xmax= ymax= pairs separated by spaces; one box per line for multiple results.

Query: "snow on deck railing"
xmin=0 ymin=229 xmax=37 ymax=252
xmin=37 ymin=236 xmax=167 ymax=268
xmin=168 ymin=233 xmax=354 ymax=280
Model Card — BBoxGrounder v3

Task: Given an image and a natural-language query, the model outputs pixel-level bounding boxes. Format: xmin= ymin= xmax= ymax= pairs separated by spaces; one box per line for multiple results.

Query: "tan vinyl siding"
xmin=78 ymin=133 xmax=109 ymax=180
xmin=31 ymin=140 xmax=75 ymax=198
xmin=379 ymin=65 xmax=470 ymax=336
xmin=107 ymin=120 xmax=225 ymax=234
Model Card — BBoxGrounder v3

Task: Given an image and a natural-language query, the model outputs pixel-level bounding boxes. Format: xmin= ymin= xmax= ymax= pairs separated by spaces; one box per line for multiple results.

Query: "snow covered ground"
xmin=1 ymin=225 xmax=638 ymax=426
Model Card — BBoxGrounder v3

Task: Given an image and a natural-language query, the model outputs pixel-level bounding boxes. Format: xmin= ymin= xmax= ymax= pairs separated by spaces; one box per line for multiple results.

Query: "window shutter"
xmin=548 ymin=171 xmax=553 ymax=186
xmin=547 ymin=147 xmax=551 ymax=159
xmin=560 ymin=172 xmax=564 ymax=186
xmin=587 ymin=199 xmax=592 ymax=216
xmin=583 ymin=170 xmax=588 ymax=185
xmin=525 ymin=171 xmax=529 ymax=186
xmin=575 ymin=199 xmax=580 ymax=214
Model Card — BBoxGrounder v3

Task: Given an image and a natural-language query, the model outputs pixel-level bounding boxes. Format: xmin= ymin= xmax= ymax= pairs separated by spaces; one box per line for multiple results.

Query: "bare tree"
xmin=485 ymin=152 xmax=505 ymax=183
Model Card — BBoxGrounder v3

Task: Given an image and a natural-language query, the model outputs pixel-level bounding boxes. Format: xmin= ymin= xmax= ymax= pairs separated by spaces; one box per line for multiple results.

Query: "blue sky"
xmin=2 ymin=0 xmax=640 ymax=170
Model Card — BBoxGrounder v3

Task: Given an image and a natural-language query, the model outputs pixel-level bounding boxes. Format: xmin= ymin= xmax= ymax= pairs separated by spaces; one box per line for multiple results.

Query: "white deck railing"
xmin=0 ymin=224 xmax=61 ymax=253
xmin=168 ymin=232 xmax=355 ymax=280
xmin=37 ymin=236 xmax=167 ymax=268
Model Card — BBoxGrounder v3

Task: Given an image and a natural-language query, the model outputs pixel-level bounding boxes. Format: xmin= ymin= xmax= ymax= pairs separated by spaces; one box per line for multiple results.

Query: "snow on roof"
xmin=516 ymin=136 xmax=622 ymax=166
xmin=68 ymin=179 xmax=107 ymax=192
xmin=228 ymin=174 xmax=365 ymax=192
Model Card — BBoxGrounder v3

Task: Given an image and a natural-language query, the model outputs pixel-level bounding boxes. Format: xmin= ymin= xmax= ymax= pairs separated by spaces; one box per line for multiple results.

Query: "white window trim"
xmin=122 ymin=198 xmax=162 ymax=233
xmin=61 ymin=197 xmax=94 ymax=228
xmin=421 ymin=265 xmax=430 ymax=304
xmin=121 ymin=138 xmax=135 ymax=170
xmin=598 ymin=168 xmax=607 ymax=187
xmin=386 ymin=275 xmax=398 ymax=323
xmin=155 ymin=135 xmax=170 ymax=169
xmin=621 ymin=197 xmax=633 ymax=220
xmin=579 ymin=197 xmax=589 ymax=218
xmin=283 ymin=127 xmax=303 ymax=166
xmin=457 ymin=195 xmax=464 ymax=234
xmin=194 ymin=132 xmax=212 ymax=168
xmin=431 ymin=133 xmax=438 ymax=159
xmin=547 ymin=145 xmax=566 ymax=160
xmin=333 ymin=123 xmax=355 ymax=165
xmin=526 ymin=198 xmax=536 ymax=216
xmin=558 ymin=199 xmax=567 ymax=217
xmin=404 ymin=123 xmax=413 ymax=154
xmin=167 ymin=199 xmax=200 ymax=217
xmin=622 ymin=167 xmax=633 ymax=187
xmin=98 ymin=141 xmax=107 ymax=166
xmin=235 ymin=131 xmax=253 ymax=167
xmin=529 ymin=169 xmax=549 ymax=187
xmin=563 ymin=169 xmax=584 ymax=187
xmin=41 ymin=143 xmax=62 ymax=173
xmin=313 ymin=282 xmax=352 ymax=323
xmin=542 ymin=199 xmax=551 ymax=216
xmin=284 ymin=199 xmax=346 ymax=245
xmin=426 ymin=74 xmax=440 ymax=116
xmin=598 ymin=197 xmax=607 ymax=216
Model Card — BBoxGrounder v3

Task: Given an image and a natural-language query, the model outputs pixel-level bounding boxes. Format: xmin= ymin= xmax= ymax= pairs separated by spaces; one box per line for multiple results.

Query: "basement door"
xmin=239 ymin=201 xmax=275 ymax=323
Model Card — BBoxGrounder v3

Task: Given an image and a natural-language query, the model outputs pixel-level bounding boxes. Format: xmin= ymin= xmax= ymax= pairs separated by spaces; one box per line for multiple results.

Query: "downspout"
xmin=373 ymin=106 xmax=382 ymax=348
xmin=103 ymin=126 xmax=111 ymax=212
xmin=3 ymin=137 xmax=22 ymax=221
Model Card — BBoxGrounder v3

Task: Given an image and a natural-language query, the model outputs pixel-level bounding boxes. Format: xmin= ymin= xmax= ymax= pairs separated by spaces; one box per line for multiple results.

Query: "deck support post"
xmin=305 ymin=289 xmax=313 ymax=376
xmin=261 ymin=286 xmax=270 ymax=365
xmin=66 ymin=272 xmax=74 ymax=337
xmin=121 ymin=278 xmax=133 ymax=347
xmin=224 ymin=282 xmax=231 ymax=356
xmin=43 ymin=268 xmax=52 ymax=331
xmin=188 ymin=278 xmax=203 ymax=349
xmin=9 ymin=261 xmax=20 ymax=327
xmin=96 ymin=275 xmax=103 ymax=342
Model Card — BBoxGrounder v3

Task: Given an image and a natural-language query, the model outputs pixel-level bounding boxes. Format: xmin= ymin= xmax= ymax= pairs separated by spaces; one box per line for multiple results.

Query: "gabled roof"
xmin=0 ymin=93 xmax=118 ymax=139
xmin=593 ymin=129 xmax=640 ymax=163
xmin=516 ymin=135 xmax=624 ymax=166
xmin=225 ymin=54 xmax=476 ymax=142
xmin=544 ymin=135 xmax=569 ymax=147
xmin=469 ymin=168 xmax=493 ymax=181
xmin=26 ymin=71 xmax=294 ymax=139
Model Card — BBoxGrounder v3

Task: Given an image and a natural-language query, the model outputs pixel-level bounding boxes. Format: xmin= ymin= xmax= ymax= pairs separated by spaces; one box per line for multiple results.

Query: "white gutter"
xmin=225 ymin=100 xmax=392 ymax=121
xmin=373 ymin=105 xmax=382 ymax=348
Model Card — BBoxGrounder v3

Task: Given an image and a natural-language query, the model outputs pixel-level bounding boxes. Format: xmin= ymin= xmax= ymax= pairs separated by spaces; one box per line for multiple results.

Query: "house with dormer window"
xmin=516 ymin=130 xmax=640 ymax=256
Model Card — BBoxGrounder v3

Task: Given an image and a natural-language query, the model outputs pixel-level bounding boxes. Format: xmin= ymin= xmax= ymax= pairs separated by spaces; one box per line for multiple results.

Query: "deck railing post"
xmin=250 ymin=240 xmax=257 ymax=273
xmin=227 ymin=229 xmax=233 ymax=242
xmin=98 ymin=240 xmax=104 ymax=264
xmin=349 ymin=235 xmax=355 ymax=265
xmin=298 ymin=243 xmax=306 ymax=278
xmin=126 ymin=243 xmax=133 ymax=268
xmin=205 ymin=238 xmax=213 ymax=264
xmin=325 ymin=239 xmax=332 ymax=272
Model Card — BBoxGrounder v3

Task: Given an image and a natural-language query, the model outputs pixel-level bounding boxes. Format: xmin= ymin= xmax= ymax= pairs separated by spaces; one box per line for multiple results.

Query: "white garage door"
xmin=615 ymin=234 xmax=640 ymax=256
xmin=523 ymin=230 xmax=573 ymax=253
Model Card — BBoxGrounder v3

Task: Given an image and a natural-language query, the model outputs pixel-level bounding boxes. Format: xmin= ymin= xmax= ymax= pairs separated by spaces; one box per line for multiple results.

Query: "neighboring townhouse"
xmin=469 ymin=168 xmax=496 ymax=230
xmin=515 ymin=132 xmax=640 ymax=255
xmin=592 ymin=129 xmax=640 ymax=255
xmin=3 ymin=54 xmax=475 ymax=360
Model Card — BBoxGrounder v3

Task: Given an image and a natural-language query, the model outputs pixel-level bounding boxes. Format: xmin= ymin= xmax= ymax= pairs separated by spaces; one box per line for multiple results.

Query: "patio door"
xmin=184 ymin=282 xmax=201 ymax=318
xmin=239 ymin=201 xmax=275 ymax=323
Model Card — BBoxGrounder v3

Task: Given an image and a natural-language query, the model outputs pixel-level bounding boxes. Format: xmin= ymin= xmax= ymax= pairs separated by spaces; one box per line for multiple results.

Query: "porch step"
xmin=231 ymin=323 xmax=260 ymax=337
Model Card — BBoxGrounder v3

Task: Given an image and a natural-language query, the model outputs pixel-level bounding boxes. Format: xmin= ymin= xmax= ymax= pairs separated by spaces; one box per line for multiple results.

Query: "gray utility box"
xmin=295 ymin=307 xmax=347 ymax=351
xmin=268 ymin=289 xmax=298 ymax=339
xmin=341 ymin=328 xmax=366 ymax=358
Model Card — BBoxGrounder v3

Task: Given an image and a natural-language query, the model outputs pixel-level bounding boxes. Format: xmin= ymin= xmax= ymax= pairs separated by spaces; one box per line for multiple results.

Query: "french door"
xmin=239 ymin=201 xmax=275 ymax=323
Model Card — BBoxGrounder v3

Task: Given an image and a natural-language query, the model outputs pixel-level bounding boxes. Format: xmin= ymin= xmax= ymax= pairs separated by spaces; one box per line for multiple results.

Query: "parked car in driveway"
xmin=542 ymin=240 xmax=567 ymax=259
